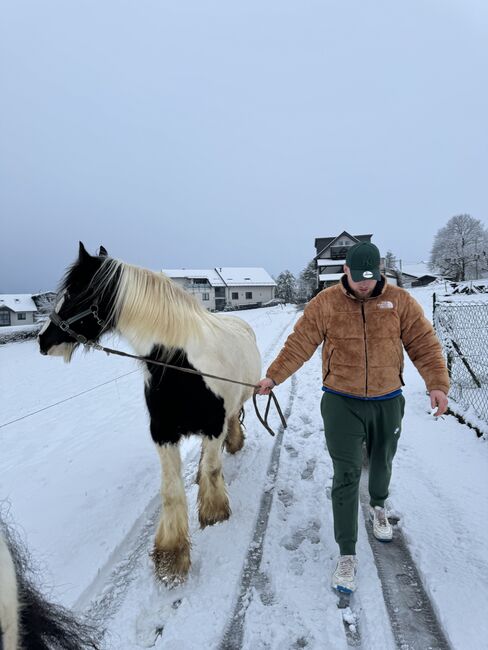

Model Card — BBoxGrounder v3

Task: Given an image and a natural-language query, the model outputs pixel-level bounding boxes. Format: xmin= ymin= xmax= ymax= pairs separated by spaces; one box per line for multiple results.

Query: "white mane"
xmin=107 ymin=261 xmax=218 ymax=350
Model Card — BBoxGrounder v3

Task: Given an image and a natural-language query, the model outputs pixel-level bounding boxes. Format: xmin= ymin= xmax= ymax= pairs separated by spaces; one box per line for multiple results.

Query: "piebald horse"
xmin=38 ymin=243 xmax=261 ymax=583
xmin=0 ymin=517 xmax=99 ymax=650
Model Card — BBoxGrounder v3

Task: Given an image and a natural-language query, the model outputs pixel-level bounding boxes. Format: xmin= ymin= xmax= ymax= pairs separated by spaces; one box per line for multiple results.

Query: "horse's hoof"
xmin=225 ymin=435 xmax=245 ymax=454
xmin=198 ymin=503 xmax=231 ymax=529
xmin=151 ymin=547 xmax=190 ymax=585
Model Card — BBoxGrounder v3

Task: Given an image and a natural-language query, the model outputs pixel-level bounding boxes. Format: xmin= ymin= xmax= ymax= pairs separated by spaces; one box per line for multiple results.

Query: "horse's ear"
xmin=98 ymin=245 xmax=108 ymax=257
xmin=78 ymin=241 xmax=91 ymax=261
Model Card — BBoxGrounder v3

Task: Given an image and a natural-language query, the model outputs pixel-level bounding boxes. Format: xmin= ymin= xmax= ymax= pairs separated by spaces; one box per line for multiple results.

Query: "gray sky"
xmin=1 ymin=0 xmax=487 ymax=292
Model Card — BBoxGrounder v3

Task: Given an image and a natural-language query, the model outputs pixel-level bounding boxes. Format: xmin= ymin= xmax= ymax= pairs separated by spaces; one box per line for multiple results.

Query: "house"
xmin=160 ymin=269 xmax=226 ymax=311
xmin=398 ymin=262 xmax=440 ymax=288
xmin=161 ymin=267 xmax=276 ymax=311
xmin=0 ymin=294 xmax=38 ymax=327
xmin=216 ymin=268 xmax=276 ymax=309
xmin=314 ymin=231 xmax=375 ymax=289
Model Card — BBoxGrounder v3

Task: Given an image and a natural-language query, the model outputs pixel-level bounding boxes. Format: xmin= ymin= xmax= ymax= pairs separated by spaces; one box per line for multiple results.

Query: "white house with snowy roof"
xmin=162 ymin=267 xmax=276 ymax=311
xmin=0 ymin=294 xmax=38 ymax=327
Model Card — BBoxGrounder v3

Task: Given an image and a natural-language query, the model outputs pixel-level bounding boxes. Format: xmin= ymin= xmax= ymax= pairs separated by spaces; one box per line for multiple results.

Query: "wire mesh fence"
xmin=433 ymin=293 xmax=488 ymax=430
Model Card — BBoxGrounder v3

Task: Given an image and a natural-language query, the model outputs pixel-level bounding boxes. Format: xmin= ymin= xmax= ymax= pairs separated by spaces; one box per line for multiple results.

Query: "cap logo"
xmin=362 ymin=271 xmax=373 ymax=279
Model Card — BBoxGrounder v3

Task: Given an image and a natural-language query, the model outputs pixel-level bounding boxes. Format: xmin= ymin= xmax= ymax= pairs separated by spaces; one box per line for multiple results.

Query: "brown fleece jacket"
xmin=267 ymin=276 xmax=449 ymax=397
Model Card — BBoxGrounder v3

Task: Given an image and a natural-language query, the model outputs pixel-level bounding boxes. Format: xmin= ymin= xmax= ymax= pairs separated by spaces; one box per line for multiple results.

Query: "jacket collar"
xmin=340 ymin=274 xmax=388 ymax=300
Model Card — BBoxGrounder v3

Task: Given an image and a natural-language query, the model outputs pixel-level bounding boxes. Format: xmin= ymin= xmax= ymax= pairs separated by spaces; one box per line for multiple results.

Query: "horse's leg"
xmin=225 ymin=413 xmax=245 ymax=454
xmin=198 ymin=430 xmax=231 ymax=528
xmin=151 ymin=442 xmax=191 ymax=583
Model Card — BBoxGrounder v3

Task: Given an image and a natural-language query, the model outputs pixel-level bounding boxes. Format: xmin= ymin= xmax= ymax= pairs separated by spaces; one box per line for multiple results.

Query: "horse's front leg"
xmin=151 ymin=442 xmax=191 ymax=584
xmin=198 ymin=429 xmax=231 ymax=528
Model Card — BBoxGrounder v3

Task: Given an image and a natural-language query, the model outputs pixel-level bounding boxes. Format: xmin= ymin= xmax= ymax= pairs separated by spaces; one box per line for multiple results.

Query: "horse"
xmin=0 ymin=516 xmax=99 ymax=650
xmin=38 ymin=243 xmax=262 ymax=584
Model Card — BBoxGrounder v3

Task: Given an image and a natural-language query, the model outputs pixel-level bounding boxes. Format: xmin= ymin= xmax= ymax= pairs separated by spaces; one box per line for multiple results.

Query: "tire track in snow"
xmin=359 ymin=460 xmax=452 ymax=650
xmin=219 ymin=375 xmax=297 ymax=650
xmin=76 ymin=308 xmax=301 ymax=641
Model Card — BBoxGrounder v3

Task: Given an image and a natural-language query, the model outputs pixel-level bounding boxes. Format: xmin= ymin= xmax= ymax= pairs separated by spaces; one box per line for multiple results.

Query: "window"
xmin=193 ymin=278 xmax=208 ymax=285
xmin=232 ymin=292 xmax=238 ymax=300
xmin=0 ymin=311 xmax=10 ymax=326
xmin=202 ymin=293 xmax=209 ymax=301
xmin=245 ymin=292 xmax=253 ymax=300
xmin=17 ymin=312 xmax=26 ymax=320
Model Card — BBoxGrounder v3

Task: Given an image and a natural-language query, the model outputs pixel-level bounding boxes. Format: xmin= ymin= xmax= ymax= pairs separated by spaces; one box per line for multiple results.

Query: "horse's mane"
xmin=106 ymin=260 xmax=216 ymax=349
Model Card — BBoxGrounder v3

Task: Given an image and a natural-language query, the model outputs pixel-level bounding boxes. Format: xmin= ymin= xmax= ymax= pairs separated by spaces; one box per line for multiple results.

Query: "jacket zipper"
xmin=361 ymin=303 xmax=368 ymax=396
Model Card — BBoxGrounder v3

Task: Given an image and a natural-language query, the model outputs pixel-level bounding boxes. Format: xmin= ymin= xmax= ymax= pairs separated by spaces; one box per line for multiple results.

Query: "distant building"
xmin=314 ymin=231 xmax=375 ymax=289
xmin=162 ymin=267 xmax=276 ymax=311
xmin=0 ymin=294 xmax=38 ymax=327
xmin=398 ymin=263 xmax=441 ymax=288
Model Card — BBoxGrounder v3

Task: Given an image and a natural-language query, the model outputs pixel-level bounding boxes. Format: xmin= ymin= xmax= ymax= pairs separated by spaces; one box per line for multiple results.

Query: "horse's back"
xmin=186 ymin=313 xmax=261 ymax=414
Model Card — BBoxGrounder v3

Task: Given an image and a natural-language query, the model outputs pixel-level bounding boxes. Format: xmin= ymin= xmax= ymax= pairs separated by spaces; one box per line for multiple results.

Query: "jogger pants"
xmin=321 ymin=391 xmax=405 ymax=555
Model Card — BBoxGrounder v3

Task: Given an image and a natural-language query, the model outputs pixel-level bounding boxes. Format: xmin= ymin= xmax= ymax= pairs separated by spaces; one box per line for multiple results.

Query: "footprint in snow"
xmin=280 ymin=521 xmax=321 ymax=551
xmin=301 ymin=458 xmax=317 ymax=480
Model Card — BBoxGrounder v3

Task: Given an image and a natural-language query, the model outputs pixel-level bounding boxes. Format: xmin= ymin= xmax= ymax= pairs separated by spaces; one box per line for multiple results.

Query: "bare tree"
xmin=430 ymin=214 xmax=488 ymax=281
xmin=384 ymin=250 xmax=397 ymax=270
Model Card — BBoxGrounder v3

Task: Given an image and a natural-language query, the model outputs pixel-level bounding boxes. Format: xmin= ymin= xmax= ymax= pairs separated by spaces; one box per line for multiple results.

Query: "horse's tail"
xmin=0 ymin=519 xmax=100 ymax=650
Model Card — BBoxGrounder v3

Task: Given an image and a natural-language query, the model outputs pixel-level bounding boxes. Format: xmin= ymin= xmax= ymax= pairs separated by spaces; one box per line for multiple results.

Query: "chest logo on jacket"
xmin=377 ymin=301 xmax=394 ymax=309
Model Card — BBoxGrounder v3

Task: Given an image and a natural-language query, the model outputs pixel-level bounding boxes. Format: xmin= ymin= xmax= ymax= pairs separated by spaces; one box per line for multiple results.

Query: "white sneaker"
xmin=332 ymin=555 xmax=358 ymax=593
xmin=369 ymin=506 xmax=393 ymax=542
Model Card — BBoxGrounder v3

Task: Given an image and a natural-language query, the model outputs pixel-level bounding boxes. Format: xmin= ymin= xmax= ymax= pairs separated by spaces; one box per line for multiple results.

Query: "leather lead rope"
xmin=48 ymin=311 xmax=287 ymax=436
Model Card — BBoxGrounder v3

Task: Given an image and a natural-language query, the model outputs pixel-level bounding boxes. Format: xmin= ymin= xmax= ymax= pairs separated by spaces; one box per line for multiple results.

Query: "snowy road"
xmin=1 ymin=294 xmax=487 ymax=649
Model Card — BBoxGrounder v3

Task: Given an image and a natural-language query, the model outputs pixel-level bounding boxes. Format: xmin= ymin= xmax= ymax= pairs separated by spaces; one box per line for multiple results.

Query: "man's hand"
xmin=430 ymin=390 xmax=448 ymax=417
xmin=255 ymin=377 xmax=276 ymax=395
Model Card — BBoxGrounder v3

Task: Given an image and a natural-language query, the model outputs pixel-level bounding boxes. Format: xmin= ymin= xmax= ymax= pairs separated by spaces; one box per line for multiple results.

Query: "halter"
xmin=48 ymin=296 xmax=107 ymax=349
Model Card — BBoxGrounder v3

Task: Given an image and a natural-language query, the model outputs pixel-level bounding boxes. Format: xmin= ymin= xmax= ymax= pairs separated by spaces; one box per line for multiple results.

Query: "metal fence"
xmin=433 ymin=293 xmax=488 ymax=429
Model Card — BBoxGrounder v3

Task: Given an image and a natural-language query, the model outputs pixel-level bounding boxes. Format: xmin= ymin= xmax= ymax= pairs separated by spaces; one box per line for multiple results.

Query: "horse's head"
xmin=38 ymin=242 xmax=118 ymax=362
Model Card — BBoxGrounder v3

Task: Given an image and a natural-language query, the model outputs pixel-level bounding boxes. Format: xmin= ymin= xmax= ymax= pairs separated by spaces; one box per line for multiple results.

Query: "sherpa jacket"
xmin=267 ymin=276 xmax=449 ymax=398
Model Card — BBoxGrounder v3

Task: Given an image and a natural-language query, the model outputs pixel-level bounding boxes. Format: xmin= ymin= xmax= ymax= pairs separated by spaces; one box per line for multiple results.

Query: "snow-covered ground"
xmin=1 ymin=295 xmax=487 ymax=649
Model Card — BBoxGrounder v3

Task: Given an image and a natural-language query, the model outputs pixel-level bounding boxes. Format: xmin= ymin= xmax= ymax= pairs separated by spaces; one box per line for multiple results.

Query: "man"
xmin=256 ymin=242 xmax=449 ymax=593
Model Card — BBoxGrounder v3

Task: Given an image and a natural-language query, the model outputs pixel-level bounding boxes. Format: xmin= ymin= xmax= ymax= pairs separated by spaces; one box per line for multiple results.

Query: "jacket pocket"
xmin=324 ymin=348 xmax=335 ymax=381
xmin=394 ymin=343 xmax=405 ymax=385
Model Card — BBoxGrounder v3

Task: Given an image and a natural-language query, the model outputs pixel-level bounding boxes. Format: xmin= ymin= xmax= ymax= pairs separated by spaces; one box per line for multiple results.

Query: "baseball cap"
xmin=345 ymin=242 xmax=381 ymax=282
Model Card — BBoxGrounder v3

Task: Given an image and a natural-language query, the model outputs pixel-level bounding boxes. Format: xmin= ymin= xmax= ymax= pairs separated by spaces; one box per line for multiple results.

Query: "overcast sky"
xmin=1 ymin=0 xmax=487 ymax=292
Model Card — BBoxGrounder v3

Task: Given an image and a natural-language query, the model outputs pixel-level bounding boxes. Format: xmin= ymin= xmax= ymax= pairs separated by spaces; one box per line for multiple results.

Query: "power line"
xmin=0 ymin=370 xmax=139 ymax=430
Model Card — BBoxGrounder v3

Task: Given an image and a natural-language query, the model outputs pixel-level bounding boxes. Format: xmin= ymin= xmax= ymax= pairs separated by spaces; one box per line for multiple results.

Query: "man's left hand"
xmin=430 ymin=390 xmax=448 ymax=417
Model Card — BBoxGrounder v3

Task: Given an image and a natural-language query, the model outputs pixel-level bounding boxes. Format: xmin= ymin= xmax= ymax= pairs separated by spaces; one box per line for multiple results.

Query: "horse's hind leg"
xmin=225 ymin=413 xmax=245 ymax=454
xmin=198 ymin=432 xmax=231 ymax=528
xmin=152 ymin=443 xmax=191 ymax=584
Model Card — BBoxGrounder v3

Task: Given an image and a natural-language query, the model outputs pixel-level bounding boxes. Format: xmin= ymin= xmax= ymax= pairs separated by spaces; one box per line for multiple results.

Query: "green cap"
xmin=345 ymin=242 xmax=381 ymax=282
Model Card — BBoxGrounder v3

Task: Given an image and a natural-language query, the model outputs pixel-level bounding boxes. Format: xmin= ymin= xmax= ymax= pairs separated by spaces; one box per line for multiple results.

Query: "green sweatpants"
xmin=321 ymin=391 xmax=405 ymax=556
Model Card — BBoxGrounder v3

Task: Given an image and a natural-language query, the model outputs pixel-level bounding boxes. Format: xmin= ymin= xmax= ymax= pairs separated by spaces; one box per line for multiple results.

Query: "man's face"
xmin=344 ymin=265 xmax=377 ymax=299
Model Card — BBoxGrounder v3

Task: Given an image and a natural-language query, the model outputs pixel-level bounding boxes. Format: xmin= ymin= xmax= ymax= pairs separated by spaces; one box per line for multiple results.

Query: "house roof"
xmin=319 ymin=273 xmax=344 ymax=281
xmin=315 ymin=232 xmax=373 ymax=259
xmin=400 ymin=262 xmax=439 ymax=278
xmin=162 ymin=269 xmax=226 ymax=287
xmin=216 ymin=268 xmax=276 ymax=287
xmin=0 ymin=294 xmax=37 ymax=312
xmin=317 ymin=258 xmax=346 ymax=266
xmin=162 ymin=267 xmax=276 ymax=287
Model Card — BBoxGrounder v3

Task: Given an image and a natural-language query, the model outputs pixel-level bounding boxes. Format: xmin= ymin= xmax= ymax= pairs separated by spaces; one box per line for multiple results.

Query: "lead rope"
xmin=48 ymin=312 xmax=286 ymax=436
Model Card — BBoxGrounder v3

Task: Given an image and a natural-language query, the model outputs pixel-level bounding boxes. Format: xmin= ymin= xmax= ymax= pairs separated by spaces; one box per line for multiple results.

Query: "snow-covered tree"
xmin=430 ymin=214 xmax=488 ymax=281
xmin=275 ymin=270 xmax=298 ymax=304
xmin=297 ymin=259 xmax=317 ymax=302
xmin=384 ymin=250 xmax=397 ymax=270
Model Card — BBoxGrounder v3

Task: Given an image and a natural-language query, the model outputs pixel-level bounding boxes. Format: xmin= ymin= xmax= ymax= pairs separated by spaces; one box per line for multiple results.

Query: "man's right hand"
xmin=255 ymin=377 xmax=276 ymax=395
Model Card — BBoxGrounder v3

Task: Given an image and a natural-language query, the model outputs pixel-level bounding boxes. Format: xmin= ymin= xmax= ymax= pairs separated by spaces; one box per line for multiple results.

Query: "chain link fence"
xmin=433 ymin=292 xmax=488 ymax=433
